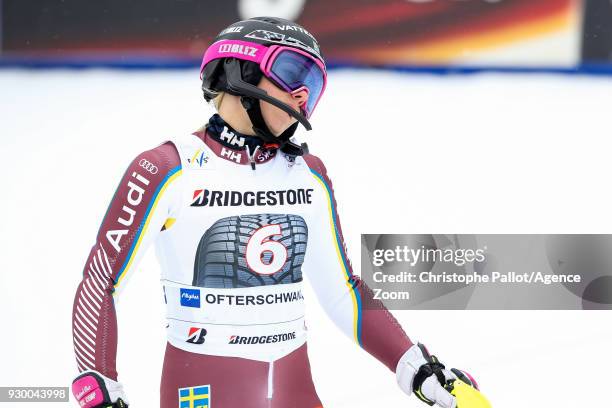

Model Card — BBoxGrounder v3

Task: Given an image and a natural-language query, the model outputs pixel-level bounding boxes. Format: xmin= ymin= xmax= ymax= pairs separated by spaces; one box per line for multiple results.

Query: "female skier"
xmin=70 ymin=17 xmax=486 ymax=408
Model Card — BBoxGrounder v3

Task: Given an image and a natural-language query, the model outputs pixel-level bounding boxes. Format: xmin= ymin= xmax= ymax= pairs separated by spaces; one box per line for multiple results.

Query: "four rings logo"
xmin=139 ymin=159 xmax=158 ymax=174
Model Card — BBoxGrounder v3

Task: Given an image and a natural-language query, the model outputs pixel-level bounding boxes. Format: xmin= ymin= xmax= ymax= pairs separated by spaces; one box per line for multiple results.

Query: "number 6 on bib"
xmin=246 ymin=224 xmax=288 ymax=275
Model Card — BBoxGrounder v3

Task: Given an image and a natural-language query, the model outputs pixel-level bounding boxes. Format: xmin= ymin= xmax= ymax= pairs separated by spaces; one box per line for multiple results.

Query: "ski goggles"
xmin=201 ymin=40 xmax=327 ymax=119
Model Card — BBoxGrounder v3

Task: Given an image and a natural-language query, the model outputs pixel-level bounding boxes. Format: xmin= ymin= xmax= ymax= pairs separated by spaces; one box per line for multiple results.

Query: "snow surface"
xmin=1 ymin=68 xmax=611 ymax=407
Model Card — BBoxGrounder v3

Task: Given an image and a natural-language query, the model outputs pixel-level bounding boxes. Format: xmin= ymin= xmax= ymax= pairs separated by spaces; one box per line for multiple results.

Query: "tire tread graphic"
xmin=193 ymin=214 xmax=307 ymax=288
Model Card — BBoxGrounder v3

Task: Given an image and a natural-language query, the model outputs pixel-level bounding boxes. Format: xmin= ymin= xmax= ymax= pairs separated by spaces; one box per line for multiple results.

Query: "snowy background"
xmin=1 ymin=68 xmax=612 ymax=407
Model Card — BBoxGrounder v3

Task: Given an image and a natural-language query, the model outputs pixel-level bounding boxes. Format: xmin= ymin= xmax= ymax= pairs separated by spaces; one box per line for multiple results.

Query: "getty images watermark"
xmin=361 ymin=234 xmax=612 ymax=310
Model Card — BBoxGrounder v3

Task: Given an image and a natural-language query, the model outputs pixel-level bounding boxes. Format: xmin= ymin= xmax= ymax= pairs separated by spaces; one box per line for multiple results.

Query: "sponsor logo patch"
xmin=187 ymin=148 xmax=210 ymax=169
xmin=218 ymin=43 xmax=258 ymax=57
xmin=186 ymin=327 xmax=207 ymax=345
xmin=180 ymin=288 xmax=201 ymax=308
xmin=191 ymin=189 xmax=313 ymax=207
xmin=228 ymin=331 xmax=296 ymax=345
xmin=106 ymin=171 xmax=150 ymax=253
xmin=203 ymin=290 xmax=304 ymax=306
xmin=220 ymin=147 xmax=241 ymax=163
xmin=139 ymin=158 xmax=158 ymax=174
xmin=219 ymin=26 xmax=243 ymax=35
xmin=219 ymin=126 xmax=245 ymax=147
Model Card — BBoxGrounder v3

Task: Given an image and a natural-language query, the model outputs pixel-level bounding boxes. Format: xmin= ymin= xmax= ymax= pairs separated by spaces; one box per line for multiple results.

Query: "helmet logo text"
xmin=218 ymin=43 xmax=258 ymax=57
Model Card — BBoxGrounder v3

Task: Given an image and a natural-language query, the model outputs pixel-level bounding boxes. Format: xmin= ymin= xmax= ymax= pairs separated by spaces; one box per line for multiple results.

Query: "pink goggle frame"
xmin=201 ymin=40 xmax=327 ymax=118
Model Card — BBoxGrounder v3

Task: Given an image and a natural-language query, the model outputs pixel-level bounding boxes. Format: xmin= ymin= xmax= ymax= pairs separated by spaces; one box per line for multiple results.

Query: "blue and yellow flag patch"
xmin=178 ymin=385 xmax=210 ymax=408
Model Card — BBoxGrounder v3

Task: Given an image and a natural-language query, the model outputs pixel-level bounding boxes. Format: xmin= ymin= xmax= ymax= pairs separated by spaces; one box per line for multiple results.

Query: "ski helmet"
xmin=200 ymin=16 xmax=327 ymax=146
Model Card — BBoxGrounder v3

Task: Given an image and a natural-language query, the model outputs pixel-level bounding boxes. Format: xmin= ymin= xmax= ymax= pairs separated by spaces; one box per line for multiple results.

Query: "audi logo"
xmin=139 ymin=159 xmax=159 ymax=174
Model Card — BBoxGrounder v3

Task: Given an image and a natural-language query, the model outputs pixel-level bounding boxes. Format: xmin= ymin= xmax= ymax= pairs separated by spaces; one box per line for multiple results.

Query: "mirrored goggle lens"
xmin=269 ymin=50 xmax=326 ymax=118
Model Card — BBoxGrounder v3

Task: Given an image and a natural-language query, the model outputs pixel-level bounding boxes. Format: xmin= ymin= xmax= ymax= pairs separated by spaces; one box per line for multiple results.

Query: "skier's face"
xmin=257 ymin=76 xmax=309 ymax=137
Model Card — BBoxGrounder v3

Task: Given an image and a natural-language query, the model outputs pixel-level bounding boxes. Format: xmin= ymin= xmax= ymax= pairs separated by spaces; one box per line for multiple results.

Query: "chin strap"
xmin=240 ymin=96 xmax=308 ymax=157
xmin=239 ymin=95 xmax=282 ymax=144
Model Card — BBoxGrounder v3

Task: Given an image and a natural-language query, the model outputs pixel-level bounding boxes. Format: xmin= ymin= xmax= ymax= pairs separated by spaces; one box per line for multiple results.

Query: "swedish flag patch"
xmin=178 ymin=385 xmax=210 ymax=408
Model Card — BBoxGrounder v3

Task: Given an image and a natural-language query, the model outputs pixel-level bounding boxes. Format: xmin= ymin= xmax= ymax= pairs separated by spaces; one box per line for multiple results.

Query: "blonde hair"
xmin=212 ymin=92 xmax=226 ymax=112
xmin=197 ymin=92 xmax=226 ymax=132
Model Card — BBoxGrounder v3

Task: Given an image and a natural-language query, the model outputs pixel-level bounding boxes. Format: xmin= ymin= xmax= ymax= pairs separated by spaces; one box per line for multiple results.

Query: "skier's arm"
xmin=71 ymin=142 xmax=181 ymax=386
xmin=303 ymin=154 xmax=490 ymax=408
xmin=303 ymin=154 xmax=413 ymax=372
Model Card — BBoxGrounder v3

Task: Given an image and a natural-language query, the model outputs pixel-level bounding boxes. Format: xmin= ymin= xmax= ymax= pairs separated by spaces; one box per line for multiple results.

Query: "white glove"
xmin=396 ymin=343 xmax=479 ymax=408
xmin=71 ymin=370 xmax=129 ymax=408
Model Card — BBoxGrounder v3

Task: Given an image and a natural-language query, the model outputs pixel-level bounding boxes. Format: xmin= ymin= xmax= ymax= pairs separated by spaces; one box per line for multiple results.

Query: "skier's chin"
xmin=266 ymin=115 xmax=298 ymax=137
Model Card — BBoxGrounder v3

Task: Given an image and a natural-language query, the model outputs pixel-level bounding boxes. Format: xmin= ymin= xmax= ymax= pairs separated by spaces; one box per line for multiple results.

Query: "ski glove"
xmin=396 ymin=343 xmax=480 ymax=408
xmin=72 ymin=370 xmax=128 ymax=408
